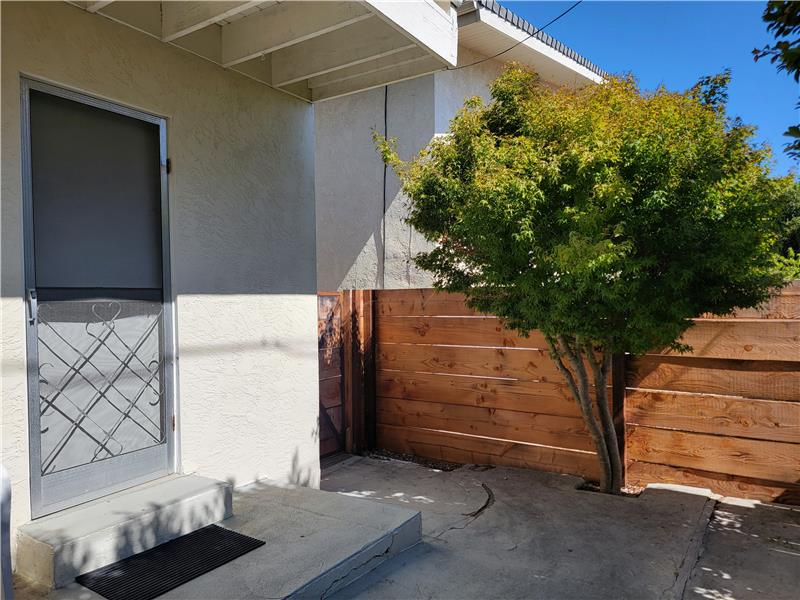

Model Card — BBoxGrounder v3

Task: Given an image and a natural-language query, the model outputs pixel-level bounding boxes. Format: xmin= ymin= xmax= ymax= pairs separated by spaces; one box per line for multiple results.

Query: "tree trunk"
xmin=546 ymin=335 xmax=613 ymax=492
xmin=587 ymin=347 xmax=623 ymax=493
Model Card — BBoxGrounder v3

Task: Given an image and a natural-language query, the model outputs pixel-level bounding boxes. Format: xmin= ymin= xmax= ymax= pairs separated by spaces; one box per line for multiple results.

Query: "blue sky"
xmin=504 ymin=1 xmax=799 ymax=177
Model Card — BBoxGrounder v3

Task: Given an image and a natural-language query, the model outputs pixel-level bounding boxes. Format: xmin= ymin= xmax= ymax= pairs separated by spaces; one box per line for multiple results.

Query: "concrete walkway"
xmin=686 ymin=501 xmax=800 ymax=600
xmin=322 ymin=457 xmax=800 ymax=600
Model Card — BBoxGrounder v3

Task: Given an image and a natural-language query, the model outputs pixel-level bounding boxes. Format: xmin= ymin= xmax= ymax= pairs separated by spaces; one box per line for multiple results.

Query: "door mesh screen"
xmin=37 ymin=298 xmax=165 ymax=475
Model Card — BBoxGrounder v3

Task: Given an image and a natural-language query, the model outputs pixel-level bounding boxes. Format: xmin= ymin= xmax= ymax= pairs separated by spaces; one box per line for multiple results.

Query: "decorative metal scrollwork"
xmin=37 ymin=299 xmax=165 ymax=475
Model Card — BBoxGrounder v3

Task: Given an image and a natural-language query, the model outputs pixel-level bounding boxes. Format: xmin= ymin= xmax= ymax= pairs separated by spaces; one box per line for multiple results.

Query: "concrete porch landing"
xmin=22 ymin=477 xmax=420 ymax=600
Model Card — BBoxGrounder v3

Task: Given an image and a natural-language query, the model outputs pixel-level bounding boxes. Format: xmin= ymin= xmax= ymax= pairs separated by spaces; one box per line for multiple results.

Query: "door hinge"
xmin=172 ymin=415 xmax=176 ymax=431
xmin=166 ymin=158 xmax=172 ymax=174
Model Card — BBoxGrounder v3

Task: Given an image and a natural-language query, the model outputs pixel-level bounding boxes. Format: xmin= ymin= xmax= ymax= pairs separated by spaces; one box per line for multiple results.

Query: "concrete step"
xmin=215 ymin=481 xmax=422 ymax=599
xmin=32 ymin=479 xmax=421 ymax=600
xmin=16 ymin=474 xmax=232 ymax=589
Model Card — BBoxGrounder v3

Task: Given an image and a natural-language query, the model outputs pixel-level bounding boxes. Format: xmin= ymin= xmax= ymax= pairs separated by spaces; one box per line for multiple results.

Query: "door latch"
xmin=26 ymin=288 xmax=37 ymax=325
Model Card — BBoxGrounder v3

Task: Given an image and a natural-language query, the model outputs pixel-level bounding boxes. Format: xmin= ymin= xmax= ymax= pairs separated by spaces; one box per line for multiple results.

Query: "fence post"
xmin=363 ymin=290 xmax=376 ymax=450
xmin=341 ymin=290 xmax=355 ymax=454
xmin=342 ymin=290 xmax=376 ymax=453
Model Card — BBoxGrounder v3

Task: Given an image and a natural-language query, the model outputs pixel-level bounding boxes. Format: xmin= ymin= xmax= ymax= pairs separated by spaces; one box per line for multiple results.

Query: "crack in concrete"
xmin=317 ymin=532 xmax=396 ymax=599
xmin=462 ymin=483 xmax=495 ymax=518
xmin=435 ymin=483 xmax=495 ymax=539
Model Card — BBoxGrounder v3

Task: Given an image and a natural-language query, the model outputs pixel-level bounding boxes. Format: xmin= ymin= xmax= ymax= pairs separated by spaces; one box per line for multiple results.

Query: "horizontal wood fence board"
xmin=376 ymin=289 xmax=478 ymax=317
xmin=377 ymin=397 xmax=594 ymax=451
xmin=377 ymin=316 xmax=549 ymax=349
xmin=377 ymin=371 xmax=586 ymax=418
xmin=626 ymin=426 xmax=800 ymax=482
xmin=378 ymin=343 xmax=565 ymax=382
xmin=660 ymin=320 xmax=800 ymax=362
xmin=378 ymin=424 xmax=601 ymax=480
xmin=699 ymin=282 xmax=800 ymax=320
xmin=625 ymin=390 xmax=800 ymax=443
xmin=626 ymin=460 xmax=800 ymax=505
xmin=319 ymin=348 xmax=342 ymax=381
xmin=626 ymin=355 xmax=800 ymax=402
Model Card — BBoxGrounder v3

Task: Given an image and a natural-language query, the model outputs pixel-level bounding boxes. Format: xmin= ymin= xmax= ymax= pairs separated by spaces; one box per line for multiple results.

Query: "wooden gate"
xmin=318 ymin=293 xmax=345 ymax=456
xmin=317 ymin=291 xmax=374 ymax=457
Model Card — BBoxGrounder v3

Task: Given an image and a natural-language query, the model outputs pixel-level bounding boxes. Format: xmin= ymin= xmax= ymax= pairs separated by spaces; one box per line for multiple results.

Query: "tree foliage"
xmin=377 ymin=65 xmax=795 ymax=492
xmin=753 ymin=0 xmax=800 ymax=159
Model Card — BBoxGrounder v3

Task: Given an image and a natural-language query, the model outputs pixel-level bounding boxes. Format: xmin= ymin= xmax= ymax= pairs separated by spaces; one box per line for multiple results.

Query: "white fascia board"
xmin=364 ymin=0 xmax=458 ymax=67
xmin=475 ymin=7 xmax=604 ymax=85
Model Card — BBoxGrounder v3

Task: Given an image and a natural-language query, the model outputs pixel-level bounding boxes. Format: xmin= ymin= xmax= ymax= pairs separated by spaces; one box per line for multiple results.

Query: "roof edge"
xmin=469 ymin=0 xmax=609 ymax=81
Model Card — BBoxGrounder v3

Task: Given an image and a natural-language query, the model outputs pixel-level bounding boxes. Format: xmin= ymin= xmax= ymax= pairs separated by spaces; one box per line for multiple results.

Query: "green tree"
xmin=753 ymin=0 xmax=800 ymax=159
xmin=377 ymin=65 xmax=795 ymax=493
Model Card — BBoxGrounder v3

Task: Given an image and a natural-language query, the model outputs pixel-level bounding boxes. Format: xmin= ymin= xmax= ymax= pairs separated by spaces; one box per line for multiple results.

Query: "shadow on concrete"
xmin=686 ymin=501 xmax=800 ymax=600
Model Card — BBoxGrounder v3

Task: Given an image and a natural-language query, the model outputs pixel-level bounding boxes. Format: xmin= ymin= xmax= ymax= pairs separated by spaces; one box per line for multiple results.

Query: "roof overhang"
xmin=457 ymin=0 xmax=606 ymax=86
xmin=68 ymin=1 xmax=459 ymax=102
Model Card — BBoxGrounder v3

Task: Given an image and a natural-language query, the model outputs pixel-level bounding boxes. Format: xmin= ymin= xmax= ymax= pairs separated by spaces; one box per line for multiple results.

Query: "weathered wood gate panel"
xmin=373 ymin=289 xmax=606 ymax=480
xmin=625 ymin=282 xmax=800 ymax=503
xmin=318 ymin=293 xmax=345 ymax=456
xmin=318 ymin=291 xmax=374 ymax=456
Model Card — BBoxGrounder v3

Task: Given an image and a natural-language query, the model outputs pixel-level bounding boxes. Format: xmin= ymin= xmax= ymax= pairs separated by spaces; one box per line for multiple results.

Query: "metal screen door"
xmin=21 ymin=80 xmax=175 ymax=518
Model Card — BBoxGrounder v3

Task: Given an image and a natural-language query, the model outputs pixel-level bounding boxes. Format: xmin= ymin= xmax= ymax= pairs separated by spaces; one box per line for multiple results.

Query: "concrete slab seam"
xmin=666 ymin=497 xmax=717 ymax=600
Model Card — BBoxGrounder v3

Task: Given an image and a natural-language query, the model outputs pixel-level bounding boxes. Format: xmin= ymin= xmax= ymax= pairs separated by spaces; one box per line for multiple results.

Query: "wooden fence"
xmin=625 ymin=282 xmax=800 ymax=503
xmin=372 ymin=289 xmax=606 ymax=480
xmin=319 ymin=284 xmax=799 ymax=503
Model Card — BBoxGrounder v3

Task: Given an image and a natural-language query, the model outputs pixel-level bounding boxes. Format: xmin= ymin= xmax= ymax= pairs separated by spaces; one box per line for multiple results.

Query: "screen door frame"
xmin=21 ymin=77 xmax=177 ymax=518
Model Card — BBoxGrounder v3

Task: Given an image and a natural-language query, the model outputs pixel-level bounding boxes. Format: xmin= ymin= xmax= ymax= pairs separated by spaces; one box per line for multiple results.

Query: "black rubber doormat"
xmin=75 ymin=524 xmax=265 ymax=600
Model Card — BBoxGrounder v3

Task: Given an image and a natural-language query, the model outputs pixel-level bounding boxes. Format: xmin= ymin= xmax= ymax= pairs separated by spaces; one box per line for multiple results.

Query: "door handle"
xmin=27 ymin=288 xmax=37 ymax=325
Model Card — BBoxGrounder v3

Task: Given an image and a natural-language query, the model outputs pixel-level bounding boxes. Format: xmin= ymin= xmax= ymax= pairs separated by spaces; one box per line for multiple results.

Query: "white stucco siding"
xmin=383 ymin=76 xmax=436 ymax=289
xmin=315 ymin=48 xmax=505 ymax=292
xmin=1 ymin=0 xmax=319 ymax=544
xmin=433 ymin=48 xmax=504 ymax=133
xmin=315 ymin=75 xmax=436 ymax=291
xmin=315 ymin=87 xmax=386 ymax=291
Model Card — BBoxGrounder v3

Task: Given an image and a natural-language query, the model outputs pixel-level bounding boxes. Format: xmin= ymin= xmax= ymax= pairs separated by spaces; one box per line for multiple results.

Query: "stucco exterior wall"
xmin=2 ymin=0 xmax=319 ymax=545
xmin=314 ymin=48 xmax=503 ymax=291
xmin=315 ymin=76 xmax=436 ymax=291
xmin=433 ymin=48 xmax=504 ymax=133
